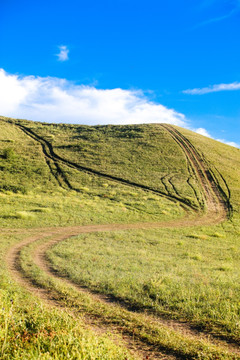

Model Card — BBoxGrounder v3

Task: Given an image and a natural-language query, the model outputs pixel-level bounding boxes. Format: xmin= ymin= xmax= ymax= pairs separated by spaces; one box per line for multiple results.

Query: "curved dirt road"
xmin=5 ymin=126 xmax=235 ymax=359
xmin=7 ymin=225 xmax=240 ymax=360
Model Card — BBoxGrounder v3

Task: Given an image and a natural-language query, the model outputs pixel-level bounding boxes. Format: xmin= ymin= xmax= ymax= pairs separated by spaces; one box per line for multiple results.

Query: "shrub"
xmin=0 ymin=184 xmax=28 ymax=194
xmin=2 ymin=147 xmax=16 ymax=160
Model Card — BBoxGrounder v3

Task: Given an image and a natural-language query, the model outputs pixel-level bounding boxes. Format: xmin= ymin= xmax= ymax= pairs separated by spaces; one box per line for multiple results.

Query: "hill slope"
xmin=0 ymin=116 xmax=236 ymax=225
xmin=1 ymin=115 xmax=240 ymax=360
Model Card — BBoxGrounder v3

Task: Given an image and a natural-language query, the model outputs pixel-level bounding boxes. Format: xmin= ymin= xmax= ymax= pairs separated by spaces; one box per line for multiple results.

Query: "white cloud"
xmin=0 ymin=68 xmax=186 ymax=126
xmin=215 ymin=139 xmax=240 ymax=148
xmin=195 ymin=127 xmax=212 ymax=137
xmin=0 ymin=69 xmax=238 ymax=148
xmin=195 ymin=127 xmax=239 ymax=148
xmin=56 ymin=45 xmax=69 ymax=62
xmin=183 ymin=82 xmax=240 ymax=95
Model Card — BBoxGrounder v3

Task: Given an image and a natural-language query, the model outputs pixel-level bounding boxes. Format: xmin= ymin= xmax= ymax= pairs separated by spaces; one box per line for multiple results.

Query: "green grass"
xmin=178 ymin=126 xmax=240 ymax=212
xmin=0 ymin=190 xmax=183 ymax=229
xmin=48 ymin=221 xmax=240 ymax=343
xmin=0 ymin=115 xmax=240 ymax=358
xmin=6 ymin=117 xmax=204 ymax=208
xmin=0 ymin=120 xmax=56 ymax=195
xmin=17 ymin=234 xmax=238 ymax=359
xmin=0 ymin=291 xmax=132 ymax=360
xmin=0 ymin=117 xmax=185 ymax=228
xmin=44 ymin=124 xmax=240 ymax=344
xmin=0 ymin=233 xmax=135 ymax=360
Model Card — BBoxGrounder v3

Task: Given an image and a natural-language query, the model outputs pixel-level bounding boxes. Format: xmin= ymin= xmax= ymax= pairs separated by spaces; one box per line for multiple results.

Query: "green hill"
xmin=0 ymin=115 xmax=238 ymax=227
xmin=1 ymin=115 xmax=240 ymax=359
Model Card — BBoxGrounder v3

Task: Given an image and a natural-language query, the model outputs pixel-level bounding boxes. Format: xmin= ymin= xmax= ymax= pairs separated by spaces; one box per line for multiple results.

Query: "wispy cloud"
xmin=56 ymin=45 xmax=69 ymax=62
xmin=195 ymin=0 xmax=240 ymax=28
xmin=196 ymin=8 xmax=239 ymax=27
xmin=195 ymin=127 xmax=239 ymax=148
xmin=197 ymin=8 xmax=238 ymax=27
xmin=0 ymin=68 xmax=186 ymax=126
xmin=183 ymin=82 xmax=240 ymax=95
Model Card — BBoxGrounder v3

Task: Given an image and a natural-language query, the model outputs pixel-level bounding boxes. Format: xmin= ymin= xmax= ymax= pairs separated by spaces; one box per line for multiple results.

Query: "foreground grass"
xmin=19 ymin=235 xmax=238 ymax=359
xmin=0 ymin=233 xmax=135 ymax=360
xmin=48 ymin=221 xmax=240 ymax=344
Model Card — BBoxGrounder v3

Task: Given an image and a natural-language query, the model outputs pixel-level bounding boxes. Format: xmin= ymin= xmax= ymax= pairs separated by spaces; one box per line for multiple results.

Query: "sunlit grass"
xmin=0 ymin=116 xmax=239 ymax=358
xmin=0 ymin=233 xmax=135 ymax=360
xmin=17 ymin=234 xmax=237 ymax=359
xmin=48 ymin=219 xmax=240 ymax=343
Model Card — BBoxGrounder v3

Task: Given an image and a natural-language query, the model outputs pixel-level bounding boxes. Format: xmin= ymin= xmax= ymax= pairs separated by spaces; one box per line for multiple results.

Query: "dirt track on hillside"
xmin=4 ymin=125 xmax=236 ymax=359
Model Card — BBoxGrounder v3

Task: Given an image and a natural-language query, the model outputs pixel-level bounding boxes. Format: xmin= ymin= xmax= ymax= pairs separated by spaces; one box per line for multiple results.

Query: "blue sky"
xmin=0 ymin=0 xmax=240 ymax=146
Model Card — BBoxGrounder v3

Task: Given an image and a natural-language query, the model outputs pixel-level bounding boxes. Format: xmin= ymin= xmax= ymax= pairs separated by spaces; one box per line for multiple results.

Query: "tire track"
xmin=15 ymin=123 xmax=74 ymax=191
xmin=41 ymin=233 xmax=240 ymax=352
xmin=6 ymin=230 xmax=179 ymax=360
xmin=4 ymin=121 xmax=234 ymax=358
xmin=161 ymin=125 xmax=229 ymax=219
xmin=2 ymin=119 xmax=230 ymax=218
xmin=16 ymin=121 xmax=231 ymax=217
xmin=6 ymin=228 xmax=240 ymax=359
xmin=7 ymin=231 xmax=172 ymax=360
xmin=13 ymin=122 xmax=199 ymax=210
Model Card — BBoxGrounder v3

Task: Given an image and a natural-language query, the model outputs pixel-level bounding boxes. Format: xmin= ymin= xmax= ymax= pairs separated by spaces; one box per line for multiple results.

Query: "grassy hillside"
xmin=179 ymin=126 xmax=240 ymax=213
xmin=0 ymin=117 xmax=190 ymax=228
xmin=0 ymin=115 xmax=240 ymax=359
xmin=1 ymin=117 xmax=207 ymax=206
xmin=21 ymin=121 xmax=195 ymax=198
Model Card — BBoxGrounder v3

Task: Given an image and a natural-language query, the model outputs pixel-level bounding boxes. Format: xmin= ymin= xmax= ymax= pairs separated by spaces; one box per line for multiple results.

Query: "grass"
xmin=48 ymin=221 xmax=240 ymax=343
xmin=0 ymin=233 xmax=135 ymax=360
xmin=17 ymin=234 xmax=238 ymax=359
xmin=0 ymin=117 xmax=185 ymax=229
xmin=0 ymin=115 xmax=240 ymax=358
xmin=0 ymin=190 xmax=183 ymax=229
xmin=7 ymin=117 xmax=204 ymax=208
xmin=0 ymin=120 xmax=55 ymax=195
xmin=0 ymin=291 xmax=133 ymax=360
xmin=178 ymin=126 xmax=240 ymax=213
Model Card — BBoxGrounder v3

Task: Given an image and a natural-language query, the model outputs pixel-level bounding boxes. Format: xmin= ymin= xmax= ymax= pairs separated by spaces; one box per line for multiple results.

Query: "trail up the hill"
xmin=4 ymin=123 xmax=235 ymax=359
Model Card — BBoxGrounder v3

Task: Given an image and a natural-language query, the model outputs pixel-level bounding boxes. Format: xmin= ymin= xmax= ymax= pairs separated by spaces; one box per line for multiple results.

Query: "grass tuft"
xmin=15 ymin=211 xmax=36 ymax=220
xmin=188 ymin=233 xmax=208 ymax=240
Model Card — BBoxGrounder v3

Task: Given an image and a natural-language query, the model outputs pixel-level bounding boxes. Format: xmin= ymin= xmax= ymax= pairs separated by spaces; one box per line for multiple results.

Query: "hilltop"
xmin=0 ymin=116 xmax=239 ymax=226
